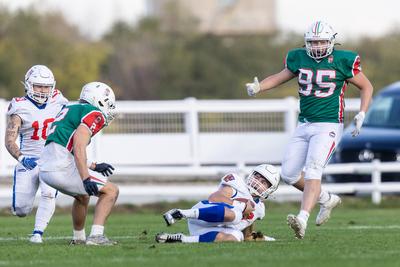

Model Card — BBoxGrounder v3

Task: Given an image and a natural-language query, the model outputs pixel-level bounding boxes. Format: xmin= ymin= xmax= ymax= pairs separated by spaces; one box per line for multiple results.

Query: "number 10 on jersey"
xmin=31 ymin=118 xmax=55 ymax=140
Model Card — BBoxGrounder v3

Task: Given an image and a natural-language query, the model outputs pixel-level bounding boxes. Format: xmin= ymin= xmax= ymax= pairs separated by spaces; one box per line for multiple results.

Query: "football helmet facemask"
xmin=304 ymin=21 xmax=336 ymax=60
xmin=79 ymin=81 xmax=116 ymax=125
xmin=24 ymin=65 xmax=56 ymax=104
xmin=246 ymin=164 xmax=280 ymax=199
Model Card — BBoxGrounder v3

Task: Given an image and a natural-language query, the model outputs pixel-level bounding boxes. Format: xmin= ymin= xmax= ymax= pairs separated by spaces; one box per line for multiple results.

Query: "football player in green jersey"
xmin=245 ymin=21 xmax=373 ymax=239
xmin=39 ymin=82 xmax=119 ymax=245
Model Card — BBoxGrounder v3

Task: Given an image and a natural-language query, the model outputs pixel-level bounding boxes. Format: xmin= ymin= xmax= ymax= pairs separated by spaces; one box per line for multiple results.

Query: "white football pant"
xmin=281 ymin=122 xmax=343 ymax=184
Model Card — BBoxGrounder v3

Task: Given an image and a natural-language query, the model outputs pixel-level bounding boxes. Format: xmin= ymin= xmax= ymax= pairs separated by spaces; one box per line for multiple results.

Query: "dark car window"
xmin=364 ymin=95 xmax=400 ymax=128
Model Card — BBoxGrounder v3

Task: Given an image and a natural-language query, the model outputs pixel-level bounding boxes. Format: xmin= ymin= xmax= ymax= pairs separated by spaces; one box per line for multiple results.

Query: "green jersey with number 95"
xmin=45 ymin=103 xmax=106 ymax=152
xmin=285 ymin=48 xmax=361 ymax=123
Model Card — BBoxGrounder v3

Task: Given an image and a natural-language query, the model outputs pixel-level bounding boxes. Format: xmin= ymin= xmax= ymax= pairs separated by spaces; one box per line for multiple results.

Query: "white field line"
xmin=0 ymin=235 xmax=139 ymax=241
xmin=347 ymin=225 xmax=400 ymax=229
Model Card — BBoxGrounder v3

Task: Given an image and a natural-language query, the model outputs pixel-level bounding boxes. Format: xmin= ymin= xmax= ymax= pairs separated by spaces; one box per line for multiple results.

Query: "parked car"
xmin=327 ymin=81 xmax=400 ymax=183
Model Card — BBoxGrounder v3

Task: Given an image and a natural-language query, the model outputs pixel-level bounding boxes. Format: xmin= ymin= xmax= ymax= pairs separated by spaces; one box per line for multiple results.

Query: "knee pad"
xmin=304 ymin=160 xmax=324 ymax=180
xmin=280 ymin=171 xmax=302 ymax=185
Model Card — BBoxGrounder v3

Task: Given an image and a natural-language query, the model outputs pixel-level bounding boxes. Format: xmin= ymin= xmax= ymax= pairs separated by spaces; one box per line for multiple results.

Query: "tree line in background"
xmin=1 ymin=7 xmax=400 ymax=101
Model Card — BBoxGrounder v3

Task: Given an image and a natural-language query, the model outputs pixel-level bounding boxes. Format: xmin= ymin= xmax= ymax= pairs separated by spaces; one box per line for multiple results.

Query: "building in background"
xmin=148 ymin=0 xmax=276 ymax=35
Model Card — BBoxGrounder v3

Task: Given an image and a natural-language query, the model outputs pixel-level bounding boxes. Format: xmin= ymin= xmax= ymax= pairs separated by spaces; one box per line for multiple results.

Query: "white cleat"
xmin=29 ymin=233 xmax=43 ymax=244
xmin=316 ymin=194 xmax=342 ymax=226
xmin=86 ymin=235 xmax=117 ymax=246
xmin=287 ymin=214 xmax=306 ymax=239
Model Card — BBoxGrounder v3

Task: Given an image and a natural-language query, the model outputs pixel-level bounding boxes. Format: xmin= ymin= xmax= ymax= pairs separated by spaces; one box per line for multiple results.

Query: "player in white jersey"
xmin=156 ymin=164 xmax=280 ymax=243
xmin=4 ymin=65 xmax=68 ymax=243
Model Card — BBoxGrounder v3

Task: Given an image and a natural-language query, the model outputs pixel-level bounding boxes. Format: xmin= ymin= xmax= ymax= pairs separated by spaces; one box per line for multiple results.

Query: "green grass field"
xmin=0 ymin=199 xmax=399 ymax=267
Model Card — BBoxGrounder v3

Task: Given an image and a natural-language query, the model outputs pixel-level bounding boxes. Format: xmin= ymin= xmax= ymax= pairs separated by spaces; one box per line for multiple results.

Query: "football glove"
xmin=18 ymin=156 xmax=39 ymax=170
xmin=83 ymin=178 xmax=99 ymax=196
xmin=246 ymin=77 xmax=261 ymax=97
xmin=351 ymin=111 xmax=365 ymax=137
xmin=93 ymin=163 xmax=115 ymax=177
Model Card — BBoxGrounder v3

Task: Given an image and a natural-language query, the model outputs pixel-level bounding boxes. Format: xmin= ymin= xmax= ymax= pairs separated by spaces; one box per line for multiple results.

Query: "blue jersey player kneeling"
xmin=156 ymin=164 xmax=280 ymax=243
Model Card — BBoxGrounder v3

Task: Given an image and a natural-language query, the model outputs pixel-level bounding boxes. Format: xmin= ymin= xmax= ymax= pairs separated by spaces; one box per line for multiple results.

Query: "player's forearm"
xmin=208 ymin=192 xmax=234 ymax=205
xmin=359 ymin=83 xmax=373 ymax=113
xmin=259 ymin=69 xmax=295 ymax=93
xmin=5 ymin=116 xmax=22 ymax=160
xmin=242 ymin=224 xmax=255 ymax=241
xmin=5 ymin=142 xmax=21 ymax=160
xmin=73 ymin=145 xmax=90 ymax=180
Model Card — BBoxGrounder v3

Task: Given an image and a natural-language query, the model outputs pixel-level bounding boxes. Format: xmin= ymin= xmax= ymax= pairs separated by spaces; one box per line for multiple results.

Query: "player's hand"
xmin=243 ymin=199 xmax=256 ymax=218
xmin=93 ymin=162 xmax=115 ymax=176
xmin=246 ymin=77 xmax=261 ymax=97
xmin=351 ymin=111 xmax=365 ymax=137
xmin=18 ymin=156 xmax=39 ymax=170
xmin=83 ymin=178 xmax=99 ymax=196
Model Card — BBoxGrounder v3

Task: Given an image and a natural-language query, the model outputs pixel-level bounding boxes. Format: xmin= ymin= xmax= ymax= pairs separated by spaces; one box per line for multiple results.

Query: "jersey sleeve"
xmin=53 ymin=90 xmax=69 ymax=106
xmin=6 ymin=98 xmax=23 ymax=116
xmin=81 ymin=110 xmax=106 ymax=136
xmin=341 ymin=52 xmax=362 ymax=79
xmin=219 ymin=173 xmax=248 ymax=198
xmin=284 ymin=49 xmax=300 ymax=74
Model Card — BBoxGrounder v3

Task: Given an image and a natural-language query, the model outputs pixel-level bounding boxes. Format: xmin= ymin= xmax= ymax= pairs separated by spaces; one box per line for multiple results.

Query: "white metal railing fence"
xmin=0 ymin=160 xmax=397 ymax=206
xmin=2 ymin=97 xmax=399 ymax=204
xmin=0 ymin=97 xmax=361 ymax=176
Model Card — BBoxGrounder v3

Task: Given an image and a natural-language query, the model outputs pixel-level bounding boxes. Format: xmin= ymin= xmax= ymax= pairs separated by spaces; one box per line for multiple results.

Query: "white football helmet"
xmin=304 ymin=21 xmax=336 ymax=60
xmin=79 ymin=82 xmax=116 ymax=125
xmin=24 ymin=65 xmax=56 ymax=104
xmin=246 ymin=164 xmax=280 ymax=199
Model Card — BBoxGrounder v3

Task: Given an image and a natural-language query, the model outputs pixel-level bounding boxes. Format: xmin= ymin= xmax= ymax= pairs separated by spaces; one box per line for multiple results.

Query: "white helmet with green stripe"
xmin=79 ymin=82 xmax=116 ymax=125
xmin=304 ymin=21 xmax=336 ymax=60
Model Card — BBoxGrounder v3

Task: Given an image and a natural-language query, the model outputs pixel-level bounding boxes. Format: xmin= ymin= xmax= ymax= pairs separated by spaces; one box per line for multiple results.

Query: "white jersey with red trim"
xmin=6 ymin=90 xmax=68 ymax=157
xmin=219 ymin=173 xmax=266 ymax=231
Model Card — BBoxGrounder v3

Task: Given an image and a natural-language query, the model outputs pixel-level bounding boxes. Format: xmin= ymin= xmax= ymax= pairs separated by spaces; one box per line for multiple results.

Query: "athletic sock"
xmin=297 ymin=210 xmax=310 ymax=226
xmin=90 ymin=225 xmax=104 ymax=236
xmin=179 ymin=209 xmax=199 ymax=219
xmin=181 ymin=235 xmax=199 ymax=243
xmin=73 ymin=229 xmax=86 ymax=240
xmin=318 ymin=190 xmax=330 ymax=205
xmin=34 ymin=195 xmax=56 ymax=233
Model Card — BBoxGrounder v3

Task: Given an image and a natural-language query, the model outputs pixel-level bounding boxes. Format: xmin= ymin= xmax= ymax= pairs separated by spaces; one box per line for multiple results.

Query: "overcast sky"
xmin=1 ymin=0 xmax=400 ymax=40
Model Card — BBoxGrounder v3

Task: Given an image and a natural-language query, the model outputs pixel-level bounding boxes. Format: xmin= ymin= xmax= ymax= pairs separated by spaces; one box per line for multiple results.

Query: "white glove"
xmin=246 ymin=77 xmax=261 ymax=97
xmin=351 ymin=111 xmax=365 ymax=137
